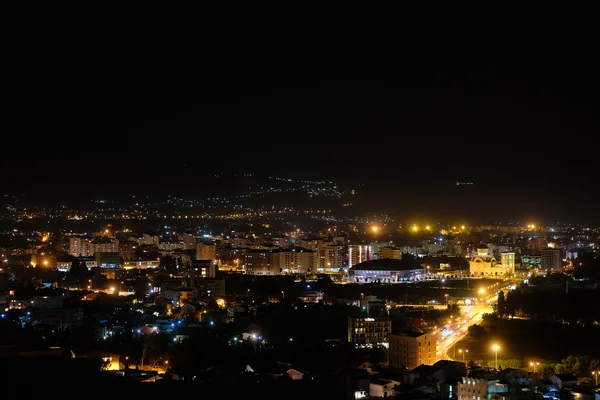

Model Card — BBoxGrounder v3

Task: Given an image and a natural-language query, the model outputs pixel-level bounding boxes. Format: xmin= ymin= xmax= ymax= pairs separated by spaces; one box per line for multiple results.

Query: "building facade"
xmin=244 ymin=250 xmax=279 ymax=275
xmin=348 ymin=259 xmax=425 ymax=283
xmin=277 ymin=248 xmax=318 ymax=274
xmin=469 ymin=246 xmax=515 ymax=277
xmin=196 ymin=243 xmax=217 ymax=262
xmin=389 ymin=332 xmax=438 ymax=370
xmin=317 ymin=245 xmax=343 ymax=272
xmin=541 ymin=248 xmax=562 ymax=271
xmin=69 ymin=236 xmax=94 ymax=257
xmin=348 ymin=245 xmax=373 ymax=268
xmin=348 ymin=317 xmax=392 ymax=346
xmin=379 ymin=246 xmax=402 ymax=260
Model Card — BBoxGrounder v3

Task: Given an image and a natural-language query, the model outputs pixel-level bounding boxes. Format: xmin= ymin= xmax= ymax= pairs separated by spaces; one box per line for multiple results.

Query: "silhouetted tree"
xmin=468 ymin=324 xmax=485 ymax=338
xmin=69 ymin=260 xmax=89 ymax=283
xmin=505 ymin=290 xmax=517 ymax=318
xmin=497 ymin=290 xmax=506 ymax=317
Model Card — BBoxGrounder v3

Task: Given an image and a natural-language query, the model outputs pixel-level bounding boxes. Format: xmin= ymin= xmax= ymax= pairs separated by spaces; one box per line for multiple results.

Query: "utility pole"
xmin=141 ymin=347 xmax=147 ymax=370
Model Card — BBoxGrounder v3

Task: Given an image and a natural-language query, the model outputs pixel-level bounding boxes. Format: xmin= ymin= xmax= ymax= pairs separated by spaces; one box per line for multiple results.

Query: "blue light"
xmin=306 ymin=284 xmax=311 ymax=289
xmin=0 ymin=314 xmax=4 ymax=318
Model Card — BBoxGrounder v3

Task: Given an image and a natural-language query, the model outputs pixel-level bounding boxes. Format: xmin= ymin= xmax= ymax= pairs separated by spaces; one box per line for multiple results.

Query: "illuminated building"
xmin=348 ymin=259 xmax=425 ymax=283
xmin=278 ymin=248 xmax=318 ymax=274
xmin=91 ymin=238 xmax=119 ymax=254
xmin=348 ymin=316 xmax=392 ymax=346
xmin=457 ymin=377 xmax=508 ymax=400
xmin=189 ymin=259 xmax=216 ymax=278
xmin=521 ymin=254 xmax=542 ymax=268
xmin=196 ymin=242 xmax=217 ymax=262
xmin=95 ymin=252 xmax=122 ymax=268
xmin=123 ymin=260 xmax=160 ymax=269
xmin=298 ymin=290 xmax=323 ymax=303
xmin=348 ymin=245 xmax=373 ymax=268
xmin=378 ymin=246 xmax=402 ymax=260
xmin=389 ymin=332 xmax=438 ymax=370
xmin=317 ymin=245 xmax=343 ymax=272
xmin=500 ymin=252 xmax=515 ymax=270
xmin=469 ymin=245 xmax=515 ymax=277
xmin=69 ymin=236 xmax=94 ymax=257
xmin=529 ymin=236 xmax=548 ymax=252
xmin=541 ymin=248 xmax=562 ymax=271
xmin=182 ymin=233 xmax=197 ymax=250
xmin=245 ymin=250 xmax=279 ymax=275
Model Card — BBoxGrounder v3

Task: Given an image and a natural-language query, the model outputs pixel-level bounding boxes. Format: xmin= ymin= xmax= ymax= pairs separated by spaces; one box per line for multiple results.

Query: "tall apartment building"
xmin=379 ymin=246 xmax=402 ymax=260
xmin=529 ymin=236 xmax=548 ymax=252
xmin=348 ymin=245 xmax=373 ymax=268
xmin=541 ymin=248 xmax=562 ymax=271
xmin=317 ymin=245 xmax=343 ymax=272
xmin=389 ymin=332 xmax=438 ymax=370
xmin=91 ymin=238 xmax=120 ymax=254
xmin=189 ymin=260 xmax=216 ymax=279
xmin=278 ymin=248 xmax=318 ymax=274
xmin=245 ymin=250 xmax=280 ymax=275
xmin=348 ymin=317 xmax=392 ymax=346
xmin=500 ymin=252 xmax=515 ymax=270
xmin=129 ymin=233 xmax=160 ymax=247
xmin=182 ymin=233 xmax=197 ymax=250
xmin=196 ymin=243 xmax=217 ymax=261
xmin=69 ymin=236 xmax=94 ymax=257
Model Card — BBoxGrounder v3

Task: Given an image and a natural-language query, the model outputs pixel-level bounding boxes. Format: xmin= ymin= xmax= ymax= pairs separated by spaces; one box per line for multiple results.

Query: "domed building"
xmin=348 ymin=258 xmax=425 ymax=283
xmin=469 ymin=244 xmax=515 ymax=277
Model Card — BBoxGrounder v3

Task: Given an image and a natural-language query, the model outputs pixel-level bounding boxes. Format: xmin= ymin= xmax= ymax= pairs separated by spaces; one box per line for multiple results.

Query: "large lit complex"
xmin=347 ymin=259 xmax=425 ymax=283
xmin=469 ymin=245 xmax=515 ymax=277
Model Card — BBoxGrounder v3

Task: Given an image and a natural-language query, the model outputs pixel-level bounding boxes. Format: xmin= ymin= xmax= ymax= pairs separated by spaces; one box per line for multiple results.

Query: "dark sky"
xmin=1 ymin=3 xmax=599 ymax=223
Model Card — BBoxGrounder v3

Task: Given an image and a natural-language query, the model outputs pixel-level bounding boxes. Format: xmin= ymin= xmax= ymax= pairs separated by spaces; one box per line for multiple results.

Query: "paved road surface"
xmin=437 ymin=301 xmax=494 ymax=360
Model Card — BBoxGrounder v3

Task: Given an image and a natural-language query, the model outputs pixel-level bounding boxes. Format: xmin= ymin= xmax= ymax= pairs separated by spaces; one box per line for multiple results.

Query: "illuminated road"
xmin=437 ymin=302 xmax=494 ymax=360
xmin=435 ymin=280 xmax=518 ymax=361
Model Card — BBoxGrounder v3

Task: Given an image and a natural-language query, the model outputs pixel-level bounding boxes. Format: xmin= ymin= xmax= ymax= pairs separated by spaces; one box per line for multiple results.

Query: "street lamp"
xmin=459 ymin=349 xmax=469 ymax=363
xmin=593 ymin=371 xmax=599 ymax=386
xmin=492 ymin=344 xmax=500 ymax=370
xmin=529 ymin=361 xmax=539 ymax=373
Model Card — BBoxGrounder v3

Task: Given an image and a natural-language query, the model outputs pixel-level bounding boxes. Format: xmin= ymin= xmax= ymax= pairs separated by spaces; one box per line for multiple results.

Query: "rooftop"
xmin=349 ymin=258 xmax=424 ymax=271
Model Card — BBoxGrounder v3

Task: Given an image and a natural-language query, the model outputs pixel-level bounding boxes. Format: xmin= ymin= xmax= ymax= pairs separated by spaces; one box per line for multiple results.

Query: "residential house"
xmin=369 ymin=378 xmax=401 ymax=398
xmin=457 ymin=375 xmax=509 ymax=400
xmin=440 ymin=377 xmax=461 ymax=400
xmin=549 ymin=373 xmax=578 ymax=390
xmin=500 ymin=368 xmax=532 ymax=386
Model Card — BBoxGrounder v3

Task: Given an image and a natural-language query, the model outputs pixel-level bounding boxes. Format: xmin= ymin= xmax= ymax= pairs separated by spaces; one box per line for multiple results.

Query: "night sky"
xmin=1 ymin=3 xmax=599 ymax=223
